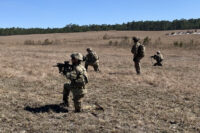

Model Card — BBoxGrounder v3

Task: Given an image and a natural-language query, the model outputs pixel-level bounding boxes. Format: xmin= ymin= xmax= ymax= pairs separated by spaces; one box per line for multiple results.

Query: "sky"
xmin=0 ymin=0 xmax=200 ymax=28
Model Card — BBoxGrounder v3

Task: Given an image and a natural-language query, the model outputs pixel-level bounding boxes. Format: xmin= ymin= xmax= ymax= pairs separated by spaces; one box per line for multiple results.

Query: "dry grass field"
xmin=0 ymin=30 xmax=200 ymax=133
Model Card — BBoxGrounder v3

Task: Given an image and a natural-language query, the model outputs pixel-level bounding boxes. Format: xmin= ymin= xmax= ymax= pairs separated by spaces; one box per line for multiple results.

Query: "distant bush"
xmin=173 ymin=40 xmax=199 ymax=49
xmin=42 ymin=39 xmax=53 ymax=45
xmin=107 ymin=36 xmax=131 ymax=47
xmin=143 ymin=36 xmax=151 ymax=45
xmin=123 ymin=36 xmax=129 ymax=40
xmin=186 ymin=30 xmax=193 ymax=34
xmin=24 ymin=39 xmax=59 ymax=45
xmin=37 ymin=40 xmax=42 ymax=45
xmin=53 ymin=39 xmax=62 ymax=45
xmin=188 ymin=39 xmax=199 ymax=49
xmin=103 ymin=33 xmax=110 ymax=40
xmin=108 ymin=36 xmax=154 ymax=47
xmin=108 ymin=40 xmax=113 ymax=45
xmin=24 ymin=40 xmax=35 ymax=45
xmin=173 ymin=41 xmax=183 ymax=47
xmin=119 ymin=37 xmax=130 ymax=46
xmin=154 ymin=37 xmax=162 ymax=46
xmin=114 ymin=41 xmax=119 ymax=46
xmin=170 ymin=32 xmax=175 ymax=35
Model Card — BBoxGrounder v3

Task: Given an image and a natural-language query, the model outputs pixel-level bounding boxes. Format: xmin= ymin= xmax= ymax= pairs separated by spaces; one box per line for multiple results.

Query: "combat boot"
xmin=60 ymin=101 xmax=69 ymax=107
xmin=74 ymin=108 xmax=81 ymax=113
xmin=74 ymin=102 xmax=82 ymax=113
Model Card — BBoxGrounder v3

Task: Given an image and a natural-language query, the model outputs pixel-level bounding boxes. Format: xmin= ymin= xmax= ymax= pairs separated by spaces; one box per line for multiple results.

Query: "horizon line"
xmin=1 ymin=18 xmax=200 ymax=29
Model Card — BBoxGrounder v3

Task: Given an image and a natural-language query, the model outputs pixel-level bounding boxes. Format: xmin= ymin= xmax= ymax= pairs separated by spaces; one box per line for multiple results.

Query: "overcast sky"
xmin=0 ymin=0 xmax=199 ymax=28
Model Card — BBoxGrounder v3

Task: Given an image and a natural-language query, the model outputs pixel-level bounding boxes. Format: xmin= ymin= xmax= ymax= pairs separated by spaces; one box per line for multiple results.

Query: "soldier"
xmin=61 ymin=53 xmax=88 ymax=113
xmin=84 ymin=48 xmax=100 ymax=72
xmin=151 ymin=51 xmax=164 ymax=66
xmin=131 ymin=37 xmax=145 ymax=75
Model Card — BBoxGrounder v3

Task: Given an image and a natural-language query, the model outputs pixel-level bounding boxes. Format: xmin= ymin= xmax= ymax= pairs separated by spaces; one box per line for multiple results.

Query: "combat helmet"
xmin=157 ymin=51 xmax=161 ymax=54
xmin=86 ymin=48 xmax=93 ymax=52
xmin=71 ymin=53 xmax=83 ymax=61
xmin=132 ymin=36 xmax=140 ymax=42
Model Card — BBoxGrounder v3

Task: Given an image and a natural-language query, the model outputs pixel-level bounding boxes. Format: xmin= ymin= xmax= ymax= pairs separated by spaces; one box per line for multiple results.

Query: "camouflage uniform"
xmin=84 ymin=48 xmax=100 ymax=72
xmin=131 ymin=37 xmax=145 ymax=75
xmin=63 ymin=53 xmax=88 ymax=112
xmin=152 ymin=51 xmax=164 ymax=66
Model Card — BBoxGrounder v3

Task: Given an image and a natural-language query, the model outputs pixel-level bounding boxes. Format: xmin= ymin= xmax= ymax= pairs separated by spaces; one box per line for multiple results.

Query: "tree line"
xmin=0 ymin=18 xmax=200 ymax=36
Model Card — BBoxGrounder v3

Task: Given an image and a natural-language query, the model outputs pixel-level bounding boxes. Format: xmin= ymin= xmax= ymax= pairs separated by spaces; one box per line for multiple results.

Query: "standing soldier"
xmin=61 ymin=53 xmax=88 ymax=113
xmin=131 ymin=37 xmax=145 ymax=75
xmin=151 ymin=51 xmax=164 ymax=66
xmin=84 ymin=48 xmax=100 ymax=72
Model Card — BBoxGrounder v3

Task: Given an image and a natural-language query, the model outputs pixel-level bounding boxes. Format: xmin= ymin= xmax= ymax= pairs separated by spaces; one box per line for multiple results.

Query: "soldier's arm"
xmin=94 ymin=53 xmax=99 ymax=60
xmin=85 ymin=54 xmax=89 ymax=61
xmin=131 ymin=46 xmax=134 ymax=54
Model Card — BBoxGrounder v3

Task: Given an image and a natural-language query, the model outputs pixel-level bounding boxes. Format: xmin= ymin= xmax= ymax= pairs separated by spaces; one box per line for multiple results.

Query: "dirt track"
xmin=0 ymin=31 xmax=200 ymax=132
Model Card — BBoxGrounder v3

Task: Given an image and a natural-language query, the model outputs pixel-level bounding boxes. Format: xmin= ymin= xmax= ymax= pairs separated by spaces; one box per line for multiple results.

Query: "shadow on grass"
xmin=108 ymin=72 xmax=134 ymax=75
xmin=24 ymin=104 xmax=68 ymax=113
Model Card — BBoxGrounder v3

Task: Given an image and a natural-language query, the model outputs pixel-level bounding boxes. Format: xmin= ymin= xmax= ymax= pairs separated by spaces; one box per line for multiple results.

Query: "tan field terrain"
xmin=0 ymin=30 xmax=200 ymax=132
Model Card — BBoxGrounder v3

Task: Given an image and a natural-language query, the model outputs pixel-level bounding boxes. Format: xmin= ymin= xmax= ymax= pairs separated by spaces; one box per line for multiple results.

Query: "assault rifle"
xmin=150 ymin=55 xmax=157 ymax=59
xmin=53 ymin=61 xmax=72 ymax=75
xmin=82 ymin=56 xmax=86 ymax=61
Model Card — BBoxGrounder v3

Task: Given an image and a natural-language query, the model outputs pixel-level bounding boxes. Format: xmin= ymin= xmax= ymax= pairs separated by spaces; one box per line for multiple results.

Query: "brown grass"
xmin=0 ymin=30 xmax=200 ymax=132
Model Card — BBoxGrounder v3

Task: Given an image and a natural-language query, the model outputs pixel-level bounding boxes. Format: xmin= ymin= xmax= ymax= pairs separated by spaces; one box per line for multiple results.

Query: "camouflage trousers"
xmin=85 ymin=61 xmax=99 ymax=72
xmin=63 ymin=83 xmax=86 ymax=112
xmin=133 ymin=56 xmax=142 ymax=74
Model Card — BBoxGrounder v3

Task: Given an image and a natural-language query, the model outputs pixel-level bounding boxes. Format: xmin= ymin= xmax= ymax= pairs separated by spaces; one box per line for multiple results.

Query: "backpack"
xmin=137 ymin=44 xmax=145 ymax=58
xmin=75 ymin=65 xmax=88 ymax=86
xmin=89 ymin=52 xmax=99 ymax=63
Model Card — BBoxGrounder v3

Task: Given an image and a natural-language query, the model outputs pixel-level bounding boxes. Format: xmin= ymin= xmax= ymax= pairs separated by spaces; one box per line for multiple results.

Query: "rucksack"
xmin=88 ymin=52 xmax=99 ymax=63
xmin=138 ymin=44 xmax=145 ymax=58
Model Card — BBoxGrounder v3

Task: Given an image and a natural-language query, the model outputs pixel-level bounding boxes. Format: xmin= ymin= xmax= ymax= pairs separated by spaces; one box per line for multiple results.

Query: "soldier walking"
xmin=131 ymin=37 xmax=145 ymax=75
xmin=84 ymin=48 xmax=100 ymax=72
xmin=61 ymin=53 xmax=88 ymax=112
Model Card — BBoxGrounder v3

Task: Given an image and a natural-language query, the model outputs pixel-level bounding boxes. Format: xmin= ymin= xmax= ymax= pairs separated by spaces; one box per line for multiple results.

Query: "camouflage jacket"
xmin=153 ymin=54 xmax=164 ymax=62
xmin=131 ymin=42 xmax=145 ymax=58
xmin=85 ymin=52 xmax=99 ymax=63
xmin=66 ymin=64 xmax=88 ymax=86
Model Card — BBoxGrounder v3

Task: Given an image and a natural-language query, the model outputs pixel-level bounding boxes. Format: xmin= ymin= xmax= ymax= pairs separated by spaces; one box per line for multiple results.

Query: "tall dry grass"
xmin=0 ymin=30 xmax=200 ymax=132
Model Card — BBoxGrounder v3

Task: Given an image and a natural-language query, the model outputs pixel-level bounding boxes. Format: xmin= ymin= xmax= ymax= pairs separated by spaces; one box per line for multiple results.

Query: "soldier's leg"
xmin=85 ymin=62 xmax=89 ymax=71
xmin=72 ymin=88 xmax=85 ymax=112
xmin=73 ymin=94 xmax=84 ymax=112
xmin=154 ymin=63 xmax=158 ymax=66
xmin=134 ymin=61 xmax=141 ymax=74
xmin=154 ymin=61 xmax=161 ymax=66
xmin=158 ymin=61 xmax=162 ymax=66
xmin=93 ymin=63 xmax=100 ymax=72
xmin=62 ymin=83 xmax=70 ymax=107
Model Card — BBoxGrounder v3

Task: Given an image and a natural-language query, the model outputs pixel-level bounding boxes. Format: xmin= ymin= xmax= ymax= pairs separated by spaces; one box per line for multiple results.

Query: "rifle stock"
xmin=53 ymin=61 xmax=72 ymax=75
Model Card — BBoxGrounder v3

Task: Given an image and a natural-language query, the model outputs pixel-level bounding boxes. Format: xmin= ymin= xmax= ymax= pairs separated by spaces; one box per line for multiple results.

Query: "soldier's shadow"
xmin=108 ymin=72 xmax=134 ymax=75
xmin=24 ymin=104 xmax=68 ymax=113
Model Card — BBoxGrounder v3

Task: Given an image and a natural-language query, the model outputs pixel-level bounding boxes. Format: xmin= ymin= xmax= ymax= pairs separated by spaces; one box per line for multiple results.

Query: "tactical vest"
xmin=131 ymin=42 xmax=145 ymax=58
xmin=87 ymin=52 xmax=98 ymax=63
xmin=137 ymin=44 xmax=145 ymax=58
xmin=67 ymin=65 xmax=88 ymax=86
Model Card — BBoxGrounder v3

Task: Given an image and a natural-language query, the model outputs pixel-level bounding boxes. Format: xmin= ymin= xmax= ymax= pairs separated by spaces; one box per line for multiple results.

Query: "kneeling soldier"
xmin=151 ymin=51 xmax=164 ymax=66
xmin=84 ymin=48 xmax=100 ymax=72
